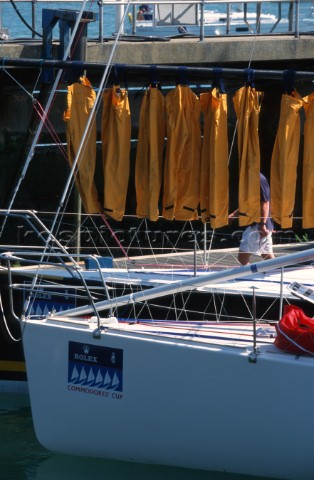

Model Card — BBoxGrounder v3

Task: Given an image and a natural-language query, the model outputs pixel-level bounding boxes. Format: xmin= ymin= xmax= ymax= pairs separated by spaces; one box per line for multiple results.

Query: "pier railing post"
xmin=295 ymin=0 xmax=300 ymax=38
xmin=98 ymin=0 xmax=104 ymax=43
xmin=199 ymin=0 xmax=205 ymax=41
xmin=32 ymin=0 xmax=36 ymax=39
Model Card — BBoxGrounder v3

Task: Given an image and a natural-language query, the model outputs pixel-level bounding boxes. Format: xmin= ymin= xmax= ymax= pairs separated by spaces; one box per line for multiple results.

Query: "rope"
xmin=0 ymin=289 xmax=21 ymax=343
xmin=9 ymin=0 xmax=42 ymax=38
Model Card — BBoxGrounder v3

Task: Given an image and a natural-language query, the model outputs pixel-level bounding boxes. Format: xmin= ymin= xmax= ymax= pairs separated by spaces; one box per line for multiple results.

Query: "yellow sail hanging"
xmin=135 ymin=86 xmax=166 ymax=221
xmin=163 ymin=85 xmax=201 ymax=221
xmin=302 ymin=93 xmax=314 ymax=229
xmin=200 ymin=88 xmax=229 ymax=229
xmin=270 ymin=92 xmax=303 ymax=229
xmin=64 ymin=76 xmax=101 ymax=214
xmin=233 ymin=85 xmax=263 ymax=227
xmin=102 ymin=85 xmax=131 ymax=221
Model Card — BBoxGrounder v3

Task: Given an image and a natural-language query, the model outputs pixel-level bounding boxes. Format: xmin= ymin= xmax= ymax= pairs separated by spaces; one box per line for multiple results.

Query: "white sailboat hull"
xmin=23 ymin=317 xmax=314 ymax=479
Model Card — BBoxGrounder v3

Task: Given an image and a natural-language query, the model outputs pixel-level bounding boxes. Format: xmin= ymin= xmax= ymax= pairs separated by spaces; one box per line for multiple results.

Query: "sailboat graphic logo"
xmin=24 ymin=283 xmax=76 ymax=316
xmin=68 ymin=341 xmax=123 ymax=393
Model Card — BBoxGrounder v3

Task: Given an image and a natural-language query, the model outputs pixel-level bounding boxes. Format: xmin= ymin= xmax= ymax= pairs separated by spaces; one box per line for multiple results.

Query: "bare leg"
xmin=262 ymin=253 xmax=275 ymax=260
xmin=238 ymin=252 xmax=251 ymax=265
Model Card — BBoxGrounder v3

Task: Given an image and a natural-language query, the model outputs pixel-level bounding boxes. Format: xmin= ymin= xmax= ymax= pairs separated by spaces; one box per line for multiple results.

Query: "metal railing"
xmin=0 ymin=0 xmax=312 ymax=41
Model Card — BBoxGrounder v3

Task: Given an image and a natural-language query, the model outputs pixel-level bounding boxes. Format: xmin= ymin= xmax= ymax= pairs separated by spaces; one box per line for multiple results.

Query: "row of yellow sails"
xmin=64 ymin=77 xmax=313 ymax=229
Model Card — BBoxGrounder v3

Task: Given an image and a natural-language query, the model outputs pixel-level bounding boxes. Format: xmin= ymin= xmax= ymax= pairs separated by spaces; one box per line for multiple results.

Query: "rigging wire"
xmin=12 ymin=1 xmax=93 ymax=317
xmin=0 ymin=288 xmax=21 ymax=342
xmin=247 ymin=7 xmax=262 ymax=70
xmin=1 ymin=65 xmax=67 ymax=161
xmin=0 ymin=1 xmax=91 ymax=238
xmin=32 ymin=100 xmax=68 ymax=160
xmin=1 ymin=0 xmax=102 ymax=229
xmin=32 ymin=66 xmax=44 ymax=95
xmin=51 ymin=0 xmax=134 ymax=263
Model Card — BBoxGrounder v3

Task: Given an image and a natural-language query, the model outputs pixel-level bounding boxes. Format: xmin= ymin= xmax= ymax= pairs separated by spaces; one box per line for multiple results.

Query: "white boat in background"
xmin=128 ymin=3 xmax=280 ymax=35
xmin=203 ymin=9 xmax=277 ymax=26
xmin=19 ymin=247 xmax=314 ymax=479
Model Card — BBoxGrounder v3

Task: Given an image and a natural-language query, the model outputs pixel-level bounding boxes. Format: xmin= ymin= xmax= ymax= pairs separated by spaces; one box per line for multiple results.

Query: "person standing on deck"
xmin=230 ymin=173 xmax=275 ymax=265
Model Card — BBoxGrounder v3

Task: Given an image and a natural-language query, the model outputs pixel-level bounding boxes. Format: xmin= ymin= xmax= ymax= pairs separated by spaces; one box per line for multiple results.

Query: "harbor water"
xmin=0 ymin=393 xmax=274 ymax=480
xmin=1 ymin=0 xmax=314 ymax=40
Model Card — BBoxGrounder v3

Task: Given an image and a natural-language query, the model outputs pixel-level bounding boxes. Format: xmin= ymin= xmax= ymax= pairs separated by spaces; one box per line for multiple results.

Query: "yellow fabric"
xmin=163 ymin=85 xmax=201 ymax=221
xmin=135 ymin=86 xmax=165 ymax=221
xmin=200 ymin=88 xmax=229 ymax=229
xmin=302 ymin=93 xmax=314 ymax=229
xmin=233 ymin=86 xmax=263 ymax=227
xmin=64 ymin=77 xmax=101 ymax=214
xmin=102 ymin=86 xmax=131 ymax=221
xmin=270 ymin=92 xmax=303 ymax=228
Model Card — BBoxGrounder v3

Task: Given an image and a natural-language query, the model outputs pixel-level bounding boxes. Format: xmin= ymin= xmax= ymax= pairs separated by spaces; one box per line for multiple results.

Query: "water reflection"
xmin=0 ymin=394 xmax=271 ymax=480
xmin=32 ymin=454 xmax=270 ymax=480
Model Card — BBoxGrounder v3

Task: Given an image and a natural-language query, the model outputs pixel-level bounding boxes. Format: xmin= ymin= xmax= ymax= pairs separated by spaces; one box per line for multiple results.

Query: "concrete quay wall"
xmin=88 ymin=36 xmax=314 ymax=65
xmin=1 ymin=35 xmax=314 ymax=66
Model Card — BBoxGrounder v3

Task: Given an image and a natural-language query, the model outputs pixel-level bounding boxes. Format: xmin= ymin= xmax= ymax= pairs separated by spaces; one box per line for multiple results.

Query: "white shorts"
xmin=239 ymin=224 xmax=273 ymax=256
